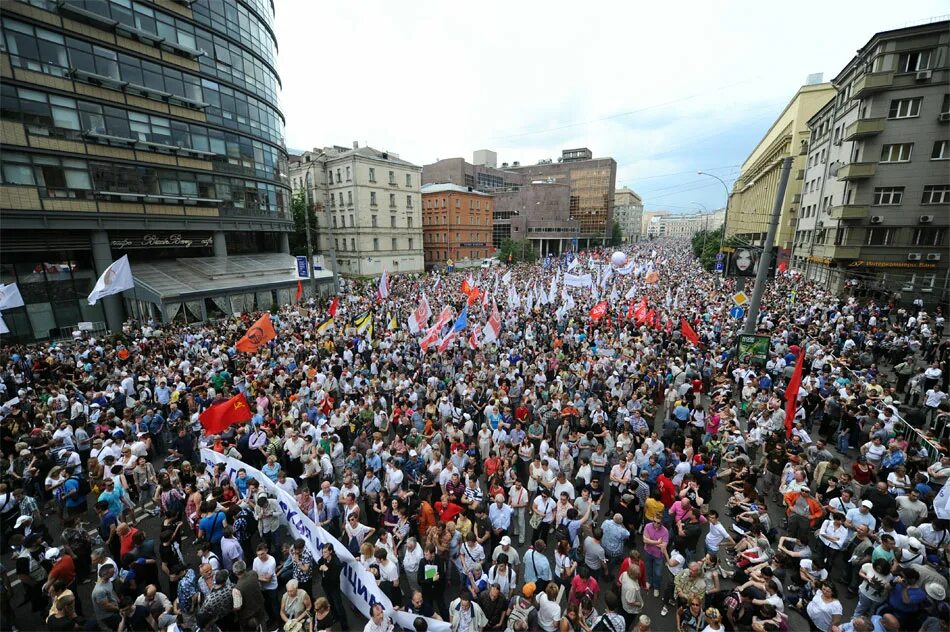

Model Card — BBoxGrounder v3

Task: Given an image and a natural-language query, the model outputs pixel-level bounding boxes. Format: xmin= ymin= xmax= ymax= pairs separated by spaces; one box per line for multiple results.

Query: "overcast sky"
xmin=275 ymin=1 xmax=947 ymax=213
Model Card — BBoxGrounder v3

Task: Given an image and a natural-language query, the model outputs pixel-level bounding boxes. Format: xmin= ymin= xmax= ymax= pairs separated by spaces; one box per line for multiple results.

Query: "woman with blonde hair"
xmin=312 ymin=596 xmax=336 ymax=631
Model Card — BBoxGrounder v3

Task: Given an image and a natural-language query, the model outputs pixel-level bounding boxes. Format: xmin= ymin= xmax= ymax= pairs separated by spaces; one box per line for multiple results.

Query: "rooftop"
xmin=420 ymin=183 xmax=492 ymax=196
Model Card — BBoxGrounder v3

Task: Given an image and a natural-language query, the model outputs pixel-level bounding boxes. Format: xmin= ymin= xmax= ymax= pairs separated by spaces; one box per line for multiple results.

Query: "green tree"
xmin=289 ymin=190 xmax=320 ymax=256
xmin=498 ymin=238 xmax=538 ymax=263
xmin=691 ymin=227 xmax=743 ymax=270
xmin=610 ymin=221 xmax=623 ymax=246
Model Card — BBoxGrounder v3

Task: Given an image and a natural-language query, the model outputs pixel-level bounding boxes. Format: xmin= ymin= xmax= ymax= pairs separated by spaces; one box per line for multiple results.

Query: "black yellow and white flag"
xmin=353 ymin=310 xmax=373 ymax=335
xmin=315 ymin=317 xmax=334 ymax=335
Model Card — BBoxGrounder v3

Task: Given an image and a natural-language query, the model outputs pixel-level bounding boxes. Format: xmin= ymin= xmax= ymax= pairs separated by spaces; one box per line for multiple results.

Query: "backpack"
xmin=592 ymin=613 xmax=620 ymax=632
xmin=552 ymin=518 xmax=571 ymax=546
xmin=71 ymin=476 xmax=92 ymax=497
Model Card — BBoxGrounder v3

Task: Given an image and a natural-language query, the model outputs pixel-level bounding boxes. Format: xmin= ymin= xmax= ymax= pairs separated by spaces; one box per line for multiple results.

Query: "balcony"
xmin=837 ymin=162 xmax=877 ymax=180
xmin=828 ymin=205 xmax=869 ymax=220
xmin=843 ymin=118 xmax=885 ymax=141
xmin=828 ymin=245 xmax=861 ymax=259
xmin=851 ymin=71 xmax=894 ymax=100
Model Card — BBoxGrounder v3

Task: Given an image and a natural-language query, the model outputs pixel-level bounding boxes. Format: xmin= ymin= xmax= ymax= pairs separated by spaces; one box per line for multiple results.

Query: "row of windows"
xmin=422 ymin=214 xmax=492 ymax=226
xmin=425 ymin=249 xmax=490 ymax=261
xmin=872 ymin=185 xmax=950 ymax=206
xmin=192 ymin=0 xmax=277 ymax=66
xmin=423 ymin=232 xmax=488 ymax=242
xmin=1 ymin=152 xmax=288 ymax=215
xmin=333 ymin=237 xmax=417 ymax=252
xmin=0 ymin=84 xmax=286 ymax=183
xmin=798 ymin=226 xmax=946 ymax=248
xmin=423 ymin=197 xmax=491 ymax=211
xmin=1 ymin=18 xmax=285 ymax=144
xmin=328 ymin=213 xmax=414 ymax=230
xmin=328 ymin=190 xmax=417 ymax=210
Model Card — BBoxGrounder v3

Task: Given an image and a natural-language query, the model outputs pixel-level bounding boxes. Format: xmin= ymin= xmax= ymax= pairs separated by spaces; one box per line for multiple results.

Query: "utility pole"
xmin=302 ymin=198 xmax=317 ymax=296
xmin=743 ymin=157 xmax=792 ymax=335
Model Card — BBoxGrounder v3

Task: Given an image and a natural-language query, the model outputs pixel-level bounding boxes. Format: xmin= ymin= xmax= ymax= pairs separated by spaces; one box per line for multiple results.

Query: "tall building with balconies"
xmin=0 ymin=0 xmax=301 ymax=341
xmin=790 ymin=19 xmax=949 ymax=305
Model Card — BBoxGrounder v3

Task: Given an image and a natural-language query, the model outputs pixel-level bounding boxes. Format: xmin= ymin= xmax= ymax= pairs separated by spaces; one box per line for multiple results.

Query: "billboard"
xmin=727 ymin=247 xmax=777 ymax=278
xmin=737 ymin=334 xmax=770 ymax=365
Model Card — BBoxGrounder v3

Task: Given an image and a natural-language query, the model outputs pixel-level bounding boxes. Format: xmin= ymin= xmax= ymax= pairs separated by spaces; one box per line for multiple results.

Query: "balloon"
xmin=610 ymin=251 xmax=627 ymax=268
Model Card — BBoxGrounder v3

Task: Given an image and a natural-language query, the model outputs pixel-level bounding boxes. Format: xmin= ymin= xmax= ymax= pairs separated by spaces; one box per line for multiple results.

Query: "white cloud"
xmin=275 ymin=0 xmax=947 ymax=209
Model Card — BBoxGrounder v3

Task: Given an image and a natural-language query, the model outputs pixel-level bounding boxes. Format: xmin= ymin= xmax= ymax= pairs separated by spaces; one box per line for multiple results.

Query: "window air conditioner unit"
xmin=919 ymin=215 xmax=934 ymax=224
xmin=915 ymin=70 xmax=932 ymax=81
xmin=869 ymin=215 xmax=884 ymax=224
xmin=926 ymin=253 xmax=941 ymax=261
xmin=907 ymin=253 xmax=922 ymax=261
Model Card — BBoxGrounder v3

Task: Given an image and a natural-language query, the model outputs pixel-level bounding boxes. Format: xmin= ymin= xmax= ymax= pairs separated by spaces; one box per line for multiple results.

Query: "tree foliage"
xmin=289 ymin=190 xmax=320 ymax=256
xmin=498 ymin=239 xmax=538 ymax=263
xmin=610 ymin=221 xmax=623 ymax=246
xmin=691 ymin=228 xmax=744 ymax=270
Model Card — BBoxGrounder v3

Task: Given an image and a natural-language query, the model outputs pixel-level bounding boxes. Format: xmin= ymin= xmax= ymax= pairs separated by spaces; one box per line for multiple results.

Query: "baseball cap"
xmin=861 ymin=500 xmax=873 ymax=509
xmin=500 ymin=536 xmax=511 ymax=546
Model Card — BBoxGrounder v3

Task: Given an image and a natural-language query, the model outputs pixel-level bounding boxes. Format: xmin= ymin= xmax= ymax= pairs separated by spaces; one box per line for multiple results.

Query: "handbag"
xmin=529 ymin=512 xmax=542 ymax=530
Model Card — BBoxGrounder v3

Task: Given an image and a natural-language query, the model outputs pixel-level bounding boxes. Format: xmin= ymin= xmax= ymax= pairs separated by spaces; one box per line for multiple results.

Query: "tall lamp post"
xmin=690 ymin=201 xmax=709 ymax=254
xmin=697 ymin=171 xmax=731 ymax=253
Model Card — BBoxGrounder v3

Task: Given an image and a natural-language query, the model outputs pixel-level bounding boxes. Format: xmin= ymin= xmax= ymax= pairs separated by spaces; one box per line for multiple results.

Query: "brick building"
xmin=421 ymin=183 xmax=493 ymax=267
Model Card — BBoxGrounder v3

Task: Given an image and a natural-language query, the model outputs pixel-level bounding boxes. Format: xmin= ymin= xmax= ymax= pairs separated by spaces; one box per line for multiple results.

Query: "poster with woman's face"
xmin=728 ymin=248 xmax=763 ymax=277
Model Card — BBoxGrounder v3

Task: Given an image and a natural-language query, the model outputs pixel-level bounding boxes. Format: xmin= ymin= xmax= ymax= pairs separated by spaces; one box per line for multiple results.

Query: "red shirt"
xmin=618 ymin=557 xmax=647 ymax=589
xmin=119 ymin=527 xmax=140 ymax=559
xmin=435 ymin=501 xmax=463 ymax=524
xmin=49 ymin=555 xmax=76 ymax=586
xmin=657 ymin=475 xmax=677 ymax=508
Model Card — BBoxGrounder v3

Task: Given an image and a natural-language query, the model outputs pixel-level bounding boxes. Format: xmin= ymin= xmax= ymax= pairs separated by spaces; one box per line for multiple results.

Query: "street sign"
xmin=729 ymin=306 xmax=744 ymax=319
xmin=295 ymin=256 xmax=310 ymax=278
xmin=716 ymin=252 xmax=725 ymax=261
xmin=732 ymin=291 xmax=748 ymax=305
xmin=714 ymin=261 xmax=724 ymax=271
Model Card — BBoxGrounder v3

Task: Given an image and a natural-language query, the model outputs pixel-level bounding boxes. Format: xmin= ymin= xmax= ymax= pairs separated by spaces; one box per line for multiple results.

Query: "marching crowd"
xmin=0 ymin=238 xmax=948 ymax=632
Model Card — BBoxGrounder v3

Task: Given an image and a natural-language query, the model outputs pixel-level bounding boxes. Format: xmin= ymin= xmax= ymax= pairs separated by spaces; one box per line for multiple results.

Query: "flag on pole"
xmin=353 ymin=310 xmax=373 ymax=334
xmin=296 ymin=280 xmax=303 ymax=302
xmin=501 ymin=270 xmax=512 ymax=285
xmin=87 ymin=255 xmax=135 ymax=305
xmin=466 ymin=287 xmax=480 ymax=306
xmin=0 ymin=283 xmax=25 ymax=310
xmin=785 ymin=349 xmax=805 ymax=439
xmin=589 ymin=301 xmax=608 ymax=322
xmin=199 ymin=393 xmax=253 ymax=435
xmin=0 ymin=314 xmax=8 ymax=335
xmin=315 ymin=317 xmax=334 ymax=335
xmin=461 ymin=274 xmax=475 ymax=296
xmin=482 ymin=301 xmax=502 ymax=345
xmin=328 ymin=297 xmax=339 ymax=318
xmin=680 ymin=318 xmax=699 ymax=345
xmin=437 ymin=329 xmax=456 ymax=352
xmin=235 ymin=313 xmax=277 ymax=353
xmin=633 ymin=297 xmax=648 ymax=324
xmin=452 ymin=305 xmax=468 ymax=332
xmin=377 ymin=269 xmax=390 ymax=301
xmin=469 ymin=325 xmax=481 ymax=350
xmin=408 ymin=294 xmax=432 ymax=334
xmin=388 ymin=313 xmax=398 ymax=331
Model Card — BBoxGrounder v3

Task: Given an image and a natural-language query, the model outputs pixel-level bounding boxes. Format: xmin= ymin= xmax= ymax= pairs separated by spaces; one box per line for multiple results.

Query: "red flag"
xmin=199 ymin=393 xmax=253 ymax=435
xmin=589 ymin=301 xmax=608 ymax=322
xmin=467 ymin=287 xmax=481 ymax=305
xmin=625 ymin=300 xmax=636 ymax=321
xmin=295 ymin=280 xmax=303 ymax=302
xmin=665 ymin=318 xmax=672 ymax=335
xmin=461 ymin=275 xmax=474 ymax=296
xmin=469 ymin=325 xmax=481 ymax=350
xmin=235 ymin=313 xmax=277 ymax=353
xmin=645 ymin=309 xmax=656 ymax=327
xmin=328 ymin=297 xmax=339 ymax=318
xmin=680 ymin=318 xmax=699 ymax=345
xmin=633 ymin=297 xmax=648 ymax=324
xmin=785 ymin=349 xmax=805 ymax=439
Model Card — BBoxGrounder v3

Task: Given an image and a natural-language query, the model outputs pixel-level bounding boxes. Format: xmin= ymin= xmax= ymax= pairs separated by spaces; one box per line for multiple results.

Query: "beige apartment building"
xmin=290 ymin=144 xmax=424 ymax=276
xmin=726 ymin=82 xmax=836 ymax=265
xmin=614 ymin=187 xmax=644 ymax=242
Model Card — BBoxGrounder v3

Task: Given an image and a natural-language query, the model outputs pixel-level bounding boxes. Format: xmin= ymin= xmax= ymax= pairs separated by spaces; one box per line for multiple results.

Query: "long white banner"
xmin=563 ymin=273 xmax=593 ymax=288
xmin=201 ymin=449 xmax=450 ymax=632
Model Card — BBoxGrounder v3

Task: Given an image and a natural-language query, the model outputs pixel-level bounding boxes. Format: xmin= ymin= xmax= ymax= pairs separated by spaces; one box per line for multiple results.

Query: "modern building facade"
xmin=725 ymin=82 xmax=836 ymax=264
xmin=0 ymin=0 xmax=304 ymax=341
xmin=420 ymin=183 xmax=493 ymax=267
xmin=614 ymin=187 xmax=644 ymax=242
xmin=646 ymin=210 xmax=725 ymax=238
xmin=508 ymin=148 xmax=617 ymax=246
xmin=290 ymin=144 xmax=424 ymax=276
xmin=790 ymin=20 xmax=949 ymax=306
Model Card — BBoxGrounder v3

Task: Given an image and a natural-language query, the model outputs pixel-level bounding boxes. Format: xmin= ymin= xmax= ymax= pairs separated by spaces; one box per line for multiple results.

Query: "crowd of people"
xmin=0 ymin=238 xmax=948 ymax=632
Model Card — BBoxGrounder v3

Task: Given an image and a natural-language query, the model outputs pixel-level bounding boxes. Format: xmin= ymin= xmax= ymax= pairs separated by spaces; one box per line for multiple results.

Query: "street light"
xmin=697 ymin=171 xmax=731 ymax=253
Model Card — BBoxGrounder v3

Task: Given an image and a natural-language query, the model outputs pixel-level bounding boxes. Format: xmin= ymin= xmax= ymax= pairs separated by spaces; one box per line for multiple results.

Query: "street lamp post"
xmin=697 ymin=171 xmax=731 ymax=253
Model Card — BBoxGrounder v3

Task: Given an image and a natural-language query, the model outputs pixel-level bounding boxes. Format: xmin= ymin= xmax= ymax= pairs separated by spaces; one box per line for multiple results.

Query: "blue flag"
xmin=453 ymin=305 xmax=468 ymax=332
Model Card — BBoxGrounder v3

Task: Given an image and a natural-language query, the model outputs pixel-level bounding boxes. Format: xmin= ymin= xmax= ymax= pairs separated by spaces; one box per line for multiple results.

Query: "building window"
xmin=338 ymin=192 xmax=343 ymax=206
xmin=370 ymin=192 xmax=377 ymax=206
xmin=888 ymin=98 xmax=922 ymax=119
xmin=389 ymin=193 xmax=396 ymax=207
xmin=913 ymin=227 xmax=946 ymax=247
xmin=335 ymin=238 xmax=340 ymax=250
xmin=880 ymin=143 xmax=913 ymax=163
xmin=347 ymin=191 xmax=353 ymax=205
xmin=921 ymin=185 xmax=950 ymax=205
xmin=390 ymin=216 xmax=396 ymax=228
xmin=332 ymin=216 xmax=337 ymax=228
xmin=373 ymin=238 xmax=379 ymax=250
xmin=371 ymin=215 xmax=377 ymax=227
xmin=389 ymin=171 xmax=395 ymax=184
xmin=865 ymin=227 xmax=893 ymax=246
xmin=406 ymin=195 xmax=412 ymax=208
xmin=336 ymin=169 xmax=341 ymax=184
xmin=350 ymin=238 xmax=355 ymax=251
xmin=441 ymin=198 xmax=447 ymax=209
xmin=408 ymin=238 xmax=414 ymax=250
xmin=405 ymin=173 xmax=411 ymax=187
xmin=932 ymin=141 xmax=949 ymax=160
xmin=391 ymin=238 xmax=397 ymax=251
xmin=872 ymin=187 xmax=904 ymax=205
xmin=407 ymin=216 xmax=413 ymax=228
xmin=368 ymin=167 xmax=376 ymax=182
xmin=349 ymin=214 xmax=354 ymax=226
xmin=345 ymin=166 xmax=351 ymax=181
xmin=897 ymin=50 xmax=932 ymax=73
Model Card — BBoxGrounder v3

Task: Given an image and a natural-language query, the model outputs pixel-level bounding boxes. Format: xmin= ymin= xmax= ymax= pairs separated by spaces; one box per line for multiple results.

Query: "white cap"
xmin=44 ymin=547 xmax=61 ymax=561
xmin=500 ymin=536 xmax=511 ymax=546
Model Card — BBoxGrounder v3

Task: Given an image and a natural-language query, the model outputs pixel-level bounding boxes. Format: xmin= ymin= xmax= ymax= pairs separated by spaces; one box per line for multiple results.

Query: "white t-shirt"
xmin=533 ymin=496 xmax=555 ymax=523
xmin=253 ymin=555 xmax=278 ymax=590
xmin=705 ymin=522 xmax=731 ymax=552
xmin=805 ymin=594 xmax=842 ymax=632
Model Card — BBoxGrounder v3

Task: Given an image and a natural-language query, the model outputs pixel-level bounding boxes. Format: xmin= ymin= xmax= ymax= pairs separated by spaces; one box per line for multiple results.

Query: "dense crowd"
xmin=0 ymin=238 xmax=948 ymax=632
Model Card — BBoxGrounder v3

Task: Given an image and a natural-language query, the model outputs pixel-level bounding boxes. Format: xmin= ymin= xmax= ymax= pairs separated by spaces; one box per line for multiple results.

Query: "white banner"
xmin=0 ymin=283 xmax=25 ymax=310
xmin=200 ymin=450 xmax=449 ymax=632
xmin=88 ymin=255 xmax=135 ymax=305
xmin=563 ymin=273 xmax=593 ymax=288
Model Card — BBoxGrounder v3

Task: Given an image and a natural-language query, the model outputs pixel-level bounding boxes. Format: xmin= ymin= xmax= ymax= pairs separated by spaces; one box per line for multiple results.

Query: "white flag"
xmin=0 ymin=314 xmax=8 ymax=334
xmin=482 ymin=301 xmax=502 ymax=345
xmin=625 ymin=284 xmax=637 ymax=299
xmin=615 ymin=260 xmax=636 ymax=275
xmin=87 ymin=255 xmax=134 ymax=305
xmin=567 ymin=256 xmax=578 ymax=271
xmin=0 ymin=283 xmax=25 ymax=310
xmin=600 ymin=265 xmax=613 ymax=289
xmin=563 ymin=273 xmax=593 ymax=288
xmin=501 ymin=270 xmax=512 ymax=286
xmin=524 ymin=283 xmax=534 ymax=314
